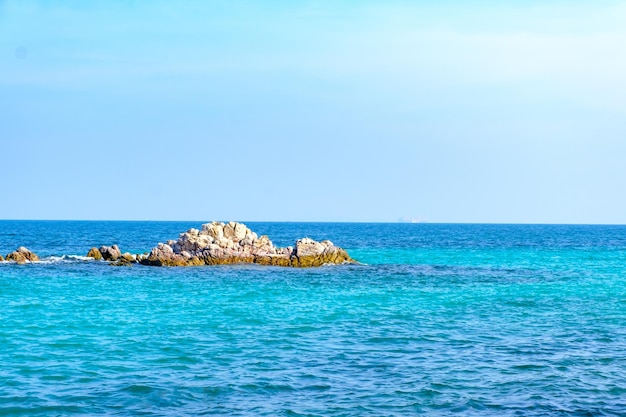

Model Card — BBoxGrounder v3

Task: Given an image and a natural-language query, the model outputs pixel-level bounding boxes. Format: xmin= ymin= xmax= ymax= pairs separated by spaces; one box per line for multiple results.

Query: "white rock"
xmin=223 ymin=223 xmax=235 ymax=240
xmin=203 ymin=222 xmax=224 ymax=240
xmin=295 ymin=238 xmax=326 ymax=257
xmin=233 ymin=222 xmax=248 ymax=242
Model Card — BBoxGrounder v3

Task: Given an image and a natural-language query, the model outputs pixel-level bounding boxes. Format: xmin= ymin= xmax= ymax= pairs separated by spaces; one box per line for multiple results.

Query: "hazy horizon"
xmin=2 ymin=218 xmax=626 ymax=227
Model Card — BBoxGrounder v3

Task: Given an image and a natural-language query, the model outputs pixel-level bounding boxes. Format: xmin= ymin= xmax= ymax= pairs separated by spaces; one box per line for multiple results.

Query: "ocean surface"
xmin=1 ymin=221 xmax=626 ymax=416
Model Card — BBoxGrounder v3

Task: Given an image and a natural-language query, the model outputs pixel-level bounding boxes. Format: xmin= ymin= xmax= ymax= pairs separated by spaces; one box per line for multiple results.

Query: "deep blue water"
xmin=1 ymin=221 xmax=626 ymax=416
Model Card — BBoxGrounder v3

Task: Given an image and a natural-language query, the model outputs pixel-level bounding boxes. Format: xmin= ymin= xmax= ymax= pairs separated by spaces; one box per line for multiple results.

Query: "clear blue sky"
xmin=2 ymin=0 xmax=625 ymax=223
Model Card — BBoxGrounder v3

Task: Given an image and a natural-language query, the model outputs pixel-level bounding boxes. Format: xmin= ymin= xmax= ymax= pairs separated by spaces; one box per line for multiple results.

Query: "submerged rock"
xmin=141 ymin=221 xmax=354 ymax=267
xmin=87 ymin=246 xmax=141 ymax=265
xmin=121 ymin=252 xmax=135 ymax=263
xmin=6 ymin=247 xmax=39 ymax=264
xmin=110 ymin=252 xmax=137 ymax=266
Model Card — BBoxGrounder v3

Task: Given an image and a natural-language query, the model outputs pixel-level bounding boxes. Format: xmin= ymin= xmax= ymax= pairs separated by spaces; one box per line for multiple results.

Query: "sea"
xmin=1 ymin=221 xmax=625 ymax=416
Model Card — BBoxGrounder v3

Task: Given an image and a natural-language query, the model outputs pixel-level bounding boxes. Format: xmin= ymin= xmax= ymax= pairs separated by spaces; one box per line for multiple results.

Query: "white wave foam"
xmin=35 ymin=255 xmax=97 ymax=264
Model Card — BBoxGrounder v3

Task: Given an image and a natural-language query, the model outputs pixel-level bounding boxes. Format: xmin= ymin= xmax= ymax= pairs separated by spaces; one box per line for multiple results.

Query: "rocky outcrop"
xmin=140 ymin=221 xmax=353 ymax=267
xmin=5 ymin=247 xmax=40 ymax=264
xmin=87 ymin=246 xmax=146 ymax=266
xmin=0 ymin=254 xmax=4 ymax=262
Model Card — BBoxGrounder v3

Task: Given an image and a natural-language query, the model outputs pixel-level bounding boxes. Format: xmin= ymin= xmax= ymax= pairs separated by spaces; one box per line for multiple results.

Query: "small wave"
xmin=36 ymin=255 xmax=96 ymax=265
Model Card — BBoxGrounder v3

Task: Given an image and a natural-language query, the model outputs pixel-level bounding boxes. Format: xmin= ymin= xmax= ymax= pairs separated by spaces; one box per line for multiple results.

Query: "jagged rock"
xmin=99 ymin=245 xmax=122 ymax=261
xmin=139 ymin=221 xmax=354 ymax=268
xmin=6 ymin=247 xmax=39 ymax=264
xmin=293 ymin=239 xmax=352 ymax=267
xmin=203 ymin=221 xmax=224 ymax=240
xmin=233 ymin=223 xmax=247 ymax=242
xmin=143 ymin=243 xmax=188 ymax=266
xmin=295 ymin=237 xmax=327 ymax=257
xmin=0 ymin=254 xmax=4 ymax=262
xmin=110 ymin=252 xmax=137 ymax=266
xmin=87 ymin=247 xmax=103 ymax=260
xmin=223 ymin=222 xmax=236 ymax=240
xmin=274 ymin=247 xmax=290 ymax=257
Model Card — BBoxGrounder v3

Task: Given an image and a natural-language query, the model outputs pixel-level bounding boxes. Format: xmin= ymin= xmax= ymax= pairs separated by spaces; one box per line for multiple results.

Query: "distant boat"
xmin=398 ymin=216 xmax=425 ymax=223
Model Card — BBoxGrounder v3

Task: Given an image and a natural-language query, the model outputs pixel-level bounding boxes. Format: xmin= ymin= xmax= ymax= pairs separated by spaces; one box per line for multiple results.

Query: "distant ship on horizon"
xmin=398 ymin=216 xmax=426 ymax=223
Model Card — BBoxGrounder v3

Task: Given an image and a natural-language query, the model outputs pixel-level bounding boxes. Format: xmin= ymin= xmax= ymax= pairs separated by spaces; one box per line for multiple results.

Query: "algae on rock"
xmin=140 ymin=221 xmax=354 ymax=267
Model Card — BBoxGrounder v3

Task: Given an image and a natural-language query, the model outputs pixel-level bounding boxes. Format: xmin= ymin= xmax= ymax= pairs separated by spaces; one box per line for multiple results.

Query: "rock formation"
xmin=87 ymin=246 xmax=146 ymax=266
xmin=98 ymin=245 xmax=122 ymax=261
xmin=5 ymin=247 xmax=39 ymax=264
xmin=140 ymin=221 xmax=353 ymax=267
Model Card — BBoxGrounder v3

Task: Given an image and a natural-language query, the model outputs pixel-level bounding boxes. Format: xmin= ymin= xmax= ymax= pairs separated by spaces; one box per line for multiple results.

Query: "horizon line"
xmin=0 ymin=219 xmax=625 ymax=226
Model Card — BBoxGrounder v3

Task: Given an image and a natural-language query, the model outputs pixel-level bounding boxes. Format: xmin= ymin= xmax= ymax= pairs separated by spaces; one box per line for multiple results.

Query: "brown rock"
xmin=121 ymin=252 xmax=136 ymax=263
xmin=110 ymin=252 xmax=137 ymax=266
xmin=87 ymin=247 xmax=103 ymax=260
xmin=6 ymin=247 xmax=39 ymax=264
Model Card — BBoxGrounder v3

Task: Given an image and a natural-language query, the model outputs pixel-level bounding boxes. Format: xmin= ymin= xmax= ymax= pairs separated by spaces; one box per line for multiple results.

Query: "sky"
xmin=1 ymin=0 xmax=626 ymax=223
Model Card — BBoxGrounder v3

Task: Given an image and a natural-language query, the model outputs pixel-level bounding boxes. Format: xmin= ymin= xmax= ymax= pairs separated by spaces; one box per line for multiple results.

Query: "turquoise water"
xmin=1 ymin=221 xmax=626 ymax=416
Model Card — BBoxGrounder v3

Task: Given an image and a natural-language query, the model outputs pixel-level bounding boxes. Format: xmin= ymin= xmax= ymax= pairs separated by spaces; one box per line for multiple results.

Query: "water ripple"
xmin=2 ymin=223 xmax=626 ymax=415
